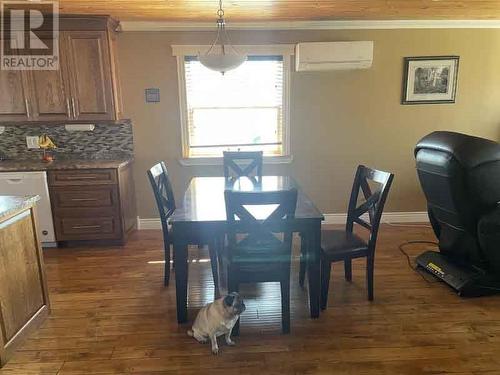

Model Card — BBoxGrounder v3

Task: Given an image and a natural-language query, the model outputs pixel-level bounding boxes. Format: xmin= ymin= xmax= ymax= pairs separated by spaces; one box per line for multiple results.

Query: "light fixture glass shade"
xmin=199 ymin=0 xmax=246 ymax=74
xmin=198 ymin=52 xmax=246 ymax=74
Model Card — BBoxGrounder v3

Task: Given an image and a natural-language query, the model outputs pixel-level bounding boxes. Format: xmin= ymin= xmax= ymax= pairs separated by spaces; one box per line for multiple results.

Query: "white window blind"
xmin=183 ymin=55 xmax=285 ymax=158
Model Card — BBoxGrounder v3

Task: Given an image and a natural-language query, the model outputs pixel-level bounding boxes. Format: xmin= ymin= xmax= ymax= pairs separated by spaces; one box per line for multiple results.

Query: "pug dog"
xmin=187 ymin=292 xmax=246 ymax=355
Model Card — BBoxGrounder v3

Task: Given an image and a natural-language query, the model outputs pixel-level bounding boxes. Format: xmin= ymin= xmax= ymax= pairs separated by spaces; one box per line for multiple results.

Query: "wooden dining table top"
xmin=170 ymin=176 xmax=324 ymax=224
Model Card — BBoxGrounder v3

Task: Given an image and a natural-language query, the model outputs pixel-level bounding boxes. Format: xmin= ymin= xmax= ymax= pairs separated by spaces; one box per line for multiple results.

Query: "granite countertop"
xmin=0 ymin=195 xmax=40 ymax=222
xmin=0 ymin=158 xmax=133 ymax=172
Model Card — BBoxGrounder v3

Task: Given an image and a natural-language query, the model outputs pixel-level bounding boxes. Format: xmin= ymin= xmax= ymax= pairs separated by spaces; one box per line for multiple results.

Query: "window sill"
xmin=178 ymin=155 xmax=294 ymax=166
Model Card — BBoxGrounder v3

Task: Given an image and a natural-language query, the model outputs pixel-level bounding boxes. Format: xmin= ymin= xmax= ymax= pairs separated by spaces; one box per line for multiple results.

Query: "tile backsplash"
xmin=0 ymin=121 xmax=133 ymax=160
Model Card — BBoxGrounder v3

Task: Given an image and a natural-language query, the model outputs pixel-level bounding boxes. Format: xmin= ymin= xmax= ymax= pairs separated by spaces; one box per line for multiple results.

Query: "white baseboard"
xmin=137 ymin=211 xmax=428 ymax=230
xmin=137 ymin=218 xmax=163 ymax=230
xmin=323 ymin=211 xmax=429 ymax=225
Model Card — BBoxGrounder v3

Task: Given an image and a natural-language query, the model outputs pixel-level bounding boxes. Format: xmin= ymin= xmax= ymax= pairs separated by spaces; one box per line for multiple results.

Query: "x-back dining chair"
xmin=147 ymin=161 xmax=219 ymax=288
xmin=224 ymin=188 xmax=298 ymax=334
xmin=299 ymin=165 xmax=394 ymax=307
xmin=223 ymin=151 xmax=263 ymax=182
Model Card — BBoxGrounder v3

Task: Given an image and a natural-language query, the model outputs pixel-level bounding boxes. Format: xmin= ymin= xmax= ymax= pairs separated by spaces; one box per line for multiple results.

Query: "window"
xmin=174 ymin=45 xmax=293 ymax=161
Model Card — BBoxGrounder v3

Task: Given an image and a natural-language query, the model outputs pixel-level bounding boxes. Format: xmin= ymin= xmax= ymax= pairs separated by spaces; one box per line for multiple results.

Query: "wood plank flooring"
xmin=1 ymin=225 xmax=500 ymax=374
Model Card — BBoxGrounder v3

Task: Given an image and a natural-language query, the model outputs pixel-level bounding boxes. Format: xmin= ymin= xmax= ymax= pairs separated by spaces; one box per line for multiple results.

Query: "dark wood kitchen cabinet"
xmin=27 ymin=33 xmax=72 ymax=121
xmin=0 ymin=34 xmax=71 ymax=122
xmin=28 ymin=66 xmax=71 ymax=121
xmin=0 ymin=16 xmax=122 ymax=123
xmin=0 ymin=36 xmax=31 ymax=121
xmin=64 ymin=31 xmax=115 ymax=121
xmin=0 ymin=68 xmax=31 ymax=121
xmin=48 ymin=162 xmax=136 ymax=245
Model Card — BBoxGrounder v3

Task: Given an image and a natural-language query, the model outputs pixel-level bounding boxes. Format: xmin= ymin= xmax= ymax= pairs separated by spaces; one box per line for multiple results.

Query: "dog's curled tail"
xmin=187 ymin=329 xmax=194 ymax=337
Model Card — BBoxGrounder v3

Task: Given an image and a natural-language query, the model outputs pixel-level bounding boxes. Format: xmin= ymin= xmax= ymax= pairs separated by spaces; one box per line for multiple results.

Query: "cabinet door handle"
xmin=66 ymin=98 xmax=72 ymax=118
xmin=65 ymin=176 xmax=97 ymax=180
xmin=71 ymin=97 xmax=77 ymax=118
xmin=25 ymin=99 xmax=31 ymax=118
xmin=70 ymin=198 xmax=98 ymax=201
xmin=72 ymin=225 xmax=101 ymax=230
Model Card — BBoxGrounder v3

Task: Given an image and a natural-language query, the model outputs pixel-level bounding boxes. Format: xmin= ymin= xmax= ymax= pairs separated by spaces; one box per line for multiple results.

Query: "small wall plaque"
xmin=145 ymin=88 xmax=160 ymax=103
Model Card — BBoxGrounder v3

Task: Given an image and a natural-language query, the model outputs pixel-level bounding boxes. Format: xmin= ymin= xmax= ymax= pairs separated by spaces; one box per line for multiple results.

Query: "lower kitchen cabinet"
xmin=0 ymin=198 xmax=50 ymax=367
xmin=48 ymin=162 xmax=136 ymax=245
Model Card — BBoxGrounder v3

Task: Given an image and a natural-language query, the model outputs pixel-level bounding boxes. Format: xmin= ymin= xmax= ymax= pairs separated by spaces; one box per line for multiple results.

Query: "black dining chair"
xmin=147 ymin=162 xmax=219 ymax=288
xmin=224 ymin=188 xmax=298 ymax=334
xmin=223 ymin=151 xmax=263 ymax=181
xmin=299 ymin=165 xmax=394 ymax=307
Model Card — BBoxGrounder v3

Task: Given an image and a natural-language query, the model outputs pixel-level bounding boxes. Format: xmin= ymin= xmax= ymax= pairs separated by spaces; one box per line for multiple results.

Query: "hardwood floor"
xmin=2 ymin=225 xmax=500 ymax=374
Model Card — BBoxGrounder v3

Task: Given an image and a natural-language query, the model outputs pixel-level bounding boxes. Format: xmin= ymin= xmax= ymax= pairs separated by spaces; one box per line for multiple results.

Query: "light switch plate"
xmin=145 ymin=88 xmax=160 ymax=103
xmin=26 ymin=136 xmax=40 ymax=149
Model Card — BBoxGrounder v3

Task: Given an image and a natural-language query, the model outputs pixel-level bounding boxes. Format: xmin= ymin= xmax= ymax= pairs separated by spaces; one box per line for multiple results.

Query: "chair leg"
xmin=344 ymin=259 xmax=352 ymax=282
xmin=217 ymin=234 xmax=225 ymax=271
xmin=228 ymin=272 xmax=240 ymax=336
xmin=299 ymin=254 xmax=307 ymax=288
xmin=164 ymin=244 xmax=171 ymax=287
xmin=280 ymin=278 xmax=291 ymax=334
xmin=208 ymin=239 xmax=219 ymax=292
xmin=233 ymin=315 xmax=241 ymax=337
xmin=299 ymin=234 xmax=307 ymax=287
xmin=320 ymin=258 xmax=331 ymax=310
xmin=367 ymin=256 xmax=374 ymax=301
xmin=217 ymin=234 xmax=226 ymax=290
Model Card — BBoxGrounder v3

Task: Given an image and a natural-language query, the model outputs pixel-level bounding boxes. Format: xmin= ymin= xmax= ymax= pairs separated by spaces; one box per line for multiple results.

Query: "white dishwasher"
xmin=0 ymin=171 xmax=56 ymax=246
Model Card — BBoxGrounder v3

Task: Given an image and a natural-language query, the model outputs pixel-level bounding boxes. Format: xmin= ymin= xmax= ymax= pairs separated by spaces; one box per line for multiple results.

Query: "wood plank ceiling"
xmin=58 ymin=1 xmax=500 ymax=22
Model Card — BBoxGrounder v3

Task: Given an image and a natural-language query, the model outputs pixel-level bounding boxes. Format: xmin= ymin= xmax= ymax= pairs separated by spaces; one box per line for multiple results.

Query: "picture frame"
xmin=402 ymin=56 xmax=459 ymax=105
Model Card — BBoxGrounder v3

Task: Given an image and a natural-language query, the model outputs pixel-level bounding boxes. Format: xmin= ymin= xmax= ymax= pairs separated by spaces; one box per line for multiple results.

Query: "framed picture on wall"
xmin=402 ymin=56 xmax=459 ymax=105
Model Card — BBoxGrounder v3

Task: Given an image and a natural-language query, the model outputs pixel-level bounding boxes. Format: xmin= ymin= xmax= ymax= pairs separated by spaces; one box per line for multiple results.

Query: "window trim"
xmin=173 ymin=44 xmax=294 ymax=163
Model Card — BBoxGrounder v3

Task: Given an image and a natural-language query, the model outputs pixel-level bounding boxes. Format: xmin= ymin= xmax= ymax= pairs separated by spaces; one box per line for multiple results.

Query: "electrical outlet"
xmin=26 ymin=136 xmax=40 ymax=149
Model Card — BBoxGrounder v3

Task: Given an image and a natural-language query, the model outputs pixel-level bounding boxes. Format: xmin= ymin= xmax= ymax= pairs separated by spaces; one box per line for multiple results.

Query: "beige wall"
xmin=117 ymin=29 xmax=500 ymax=219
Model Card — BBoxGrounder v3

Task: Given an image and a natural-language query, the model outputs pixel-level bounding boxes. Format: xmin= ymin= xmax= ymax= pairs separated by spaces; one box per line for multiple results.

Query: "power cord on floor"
xmin=398 ymin=240 xmax=440 ymax=284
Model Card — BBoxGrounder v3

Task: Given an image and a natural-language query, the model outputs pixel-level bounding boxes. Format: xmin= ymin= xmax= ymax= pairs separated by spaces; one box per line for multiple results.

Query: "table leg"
xmin=307 ymin=221 xmax=321 ymax=318
xmin=174 ymin=237 xmax=188 ymax=324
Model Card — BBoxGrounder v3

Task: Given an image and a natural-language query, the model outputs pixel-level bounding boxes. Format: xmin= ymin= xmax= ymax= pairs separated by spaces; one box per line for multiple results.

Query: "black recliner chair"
xmin=415 ymin=131 xmax=500 ymax=296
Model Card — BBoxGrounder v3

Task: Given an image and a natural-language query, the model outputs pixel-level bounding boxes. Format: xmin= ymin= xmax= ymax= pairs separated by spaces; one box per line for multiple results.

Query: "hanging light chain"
xmin=217 ymin=0 xmax=225 ymax=25
xmin=216 ymin=0 xmax=226 ymax=54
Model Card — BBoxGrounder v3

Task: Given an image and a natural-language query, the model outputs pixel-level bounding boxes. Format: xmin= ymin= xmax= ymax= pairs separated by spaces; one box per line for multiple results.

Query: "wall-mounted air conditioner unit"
xmin=295 ymin=41 xmax=374 ymax=72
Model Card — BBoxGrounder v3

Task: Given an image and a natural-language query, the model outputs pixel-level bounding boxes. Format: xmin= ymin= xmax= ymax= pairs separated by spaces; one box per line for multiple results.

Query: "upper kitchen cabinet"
xmin=26 ymin=33 xmax=72 ymax=121
xmin=63 ymin=31 xmax=116 ymax=121
xmin=28 ymin=66 xmax=71 ymax=121
xmin=0 ymin=67 xmax=31 ymax=121
xmin=0 ymin=36 xmax=31 ymax=121
xmin=0 ymin=16 xmax=123 ymax=123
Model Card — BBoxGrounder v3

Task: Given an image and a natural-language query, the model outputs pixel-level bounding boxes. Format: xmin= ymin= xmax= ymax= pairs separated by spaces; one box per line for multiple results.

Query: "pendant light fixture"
xmin=199 ymin=0 xmax=246 ymax=74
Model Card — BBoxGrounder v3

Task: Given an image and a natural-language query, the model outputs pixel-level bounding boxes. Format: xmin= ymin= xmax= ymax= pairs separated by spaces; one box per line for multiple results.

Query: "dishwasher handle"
xmin=0 ymin=172 xmax=46 ymax=183
xmin=5 ymin=178 xmax=24 ymax=184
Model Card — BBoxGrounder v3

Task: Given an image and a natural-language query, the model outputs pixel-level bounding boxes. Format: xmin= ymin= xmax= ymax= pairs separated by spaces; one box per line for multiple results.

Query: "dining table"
xmin=170 ymin=175 xmax=324 ymax=323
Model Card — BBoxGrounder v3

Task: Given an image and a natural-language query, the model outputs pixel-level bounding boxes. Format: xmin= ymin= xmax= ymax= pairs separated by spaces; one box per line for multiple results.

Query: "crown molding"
xmin=120 ymin=20 xmax=500 ymax=32
xmin=171 ymin=44 xmax=295 ymax=56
